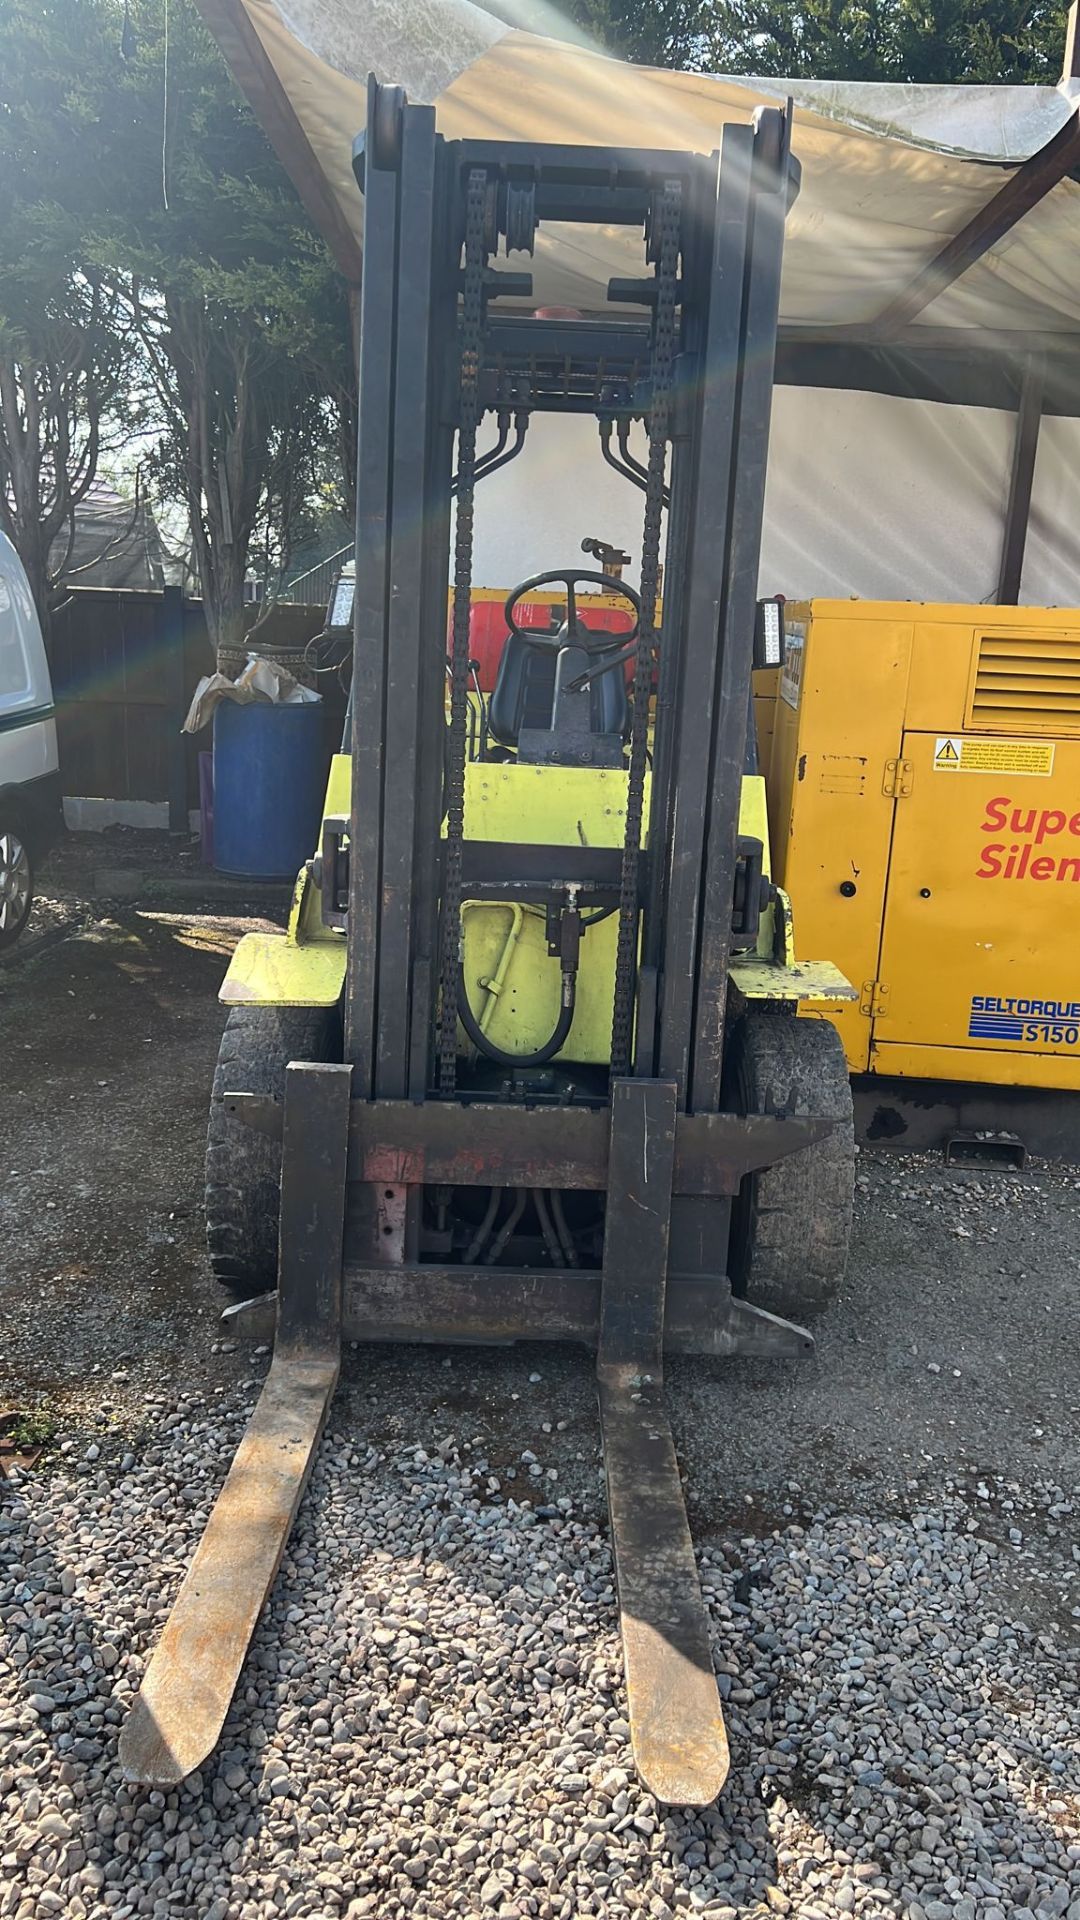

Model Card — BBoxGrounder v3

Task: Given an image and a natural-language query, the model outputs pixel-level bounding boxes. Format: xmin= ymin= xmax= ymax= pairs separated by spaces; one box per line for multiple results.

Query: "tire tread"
xmin=726 ymin=1013 xmax=854 ymax=1318
xmin=204 ymin=1005 xmax=336 ymax=1292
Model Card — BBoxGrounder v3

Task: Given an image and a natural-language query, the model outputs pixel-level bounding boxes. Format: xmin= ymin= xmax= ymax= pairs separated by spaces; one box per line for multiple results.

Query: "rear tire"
xmin=205 ymin=1005 xmax=339 ymax=1294
xmin=725 ymin=1012 xmax=854 ymax=1321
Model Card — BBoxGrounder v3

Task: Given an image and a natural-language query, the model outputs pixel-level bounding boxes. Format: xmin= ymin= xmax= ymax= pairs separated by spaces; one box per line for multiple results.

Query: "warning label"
xmin=779 ymin=624 xmax=806 ymax=711
xmin=933 ymin=736 xmax=1055 ymax=776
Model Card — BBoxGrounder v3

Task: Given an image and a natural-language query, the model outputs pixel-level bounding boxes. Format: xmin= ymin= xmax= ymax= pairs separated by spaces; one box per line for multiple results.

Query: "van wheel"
xmin=205 ymin=1005 xmax=340 ymax=1295
xmin=0 ymin=821 xmax=33 ymax=951
xmin=725 ymin=1012 xmax=854 ymax=1321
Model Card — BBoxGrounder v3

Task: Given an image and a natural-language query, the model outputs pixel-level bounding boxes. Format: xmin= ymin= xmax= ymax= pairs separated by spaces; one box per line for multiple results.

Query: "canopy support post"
xmin=996 ymin=356 xmax=1044 ymax=606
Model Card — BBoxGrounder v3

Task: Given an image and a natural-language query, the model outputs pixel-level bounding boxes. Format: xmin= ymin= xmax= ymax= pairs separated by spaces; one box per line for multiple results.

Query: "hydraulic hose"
xmin=457 ymin=963 xmax=576 ymax=1068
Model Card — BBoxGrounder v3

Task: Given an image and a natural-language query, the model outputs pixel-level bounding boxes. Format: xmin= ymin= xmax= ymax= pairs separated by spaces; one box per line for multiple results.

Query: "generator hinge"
xmin=882 ymin=757 xmax=914 ymax=799
xmin=859 ymin=978 xmax=890 ymax=1019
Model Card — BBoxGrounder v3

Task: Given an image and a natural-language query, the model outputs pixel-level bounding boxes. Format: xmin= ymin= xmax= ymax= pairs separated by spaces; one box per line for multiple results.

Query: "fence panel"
xmin=49 ymin=591 xmax=336 ymax=825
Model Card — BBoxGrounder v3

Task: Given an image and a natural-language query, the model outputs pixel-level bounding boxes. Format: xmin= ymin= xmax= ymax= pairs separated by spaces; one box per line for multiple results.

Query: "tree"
xmin=105 ymin=0 xmax=354 ymax=660
xmin=566 ymin=0 xmax=716 ymax=65
xmin=703 ymin=0 xmax=1070 ymax=84
xmin=0 ymin=0 xmax=356 ymax=658
xmin=0 ymin=0 xmax=137 ymax=637
xmin=565 ymin=0 xmax=1069 ymax=81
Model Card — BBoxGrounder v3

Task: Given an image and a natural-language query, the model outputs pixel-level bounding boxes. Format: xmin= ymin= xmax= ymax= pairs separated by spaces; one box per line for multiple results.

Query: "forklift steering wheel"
xmin=503 ymin=569 xmax=640 ymax=651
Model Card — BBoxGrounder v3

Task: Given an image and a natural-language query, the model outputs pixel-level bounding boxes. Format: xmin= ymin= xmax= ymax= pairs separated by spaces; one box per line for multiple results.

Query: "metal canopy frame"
xmin=859 ymin=103 xmax=1080 ymax=343
xmin=774 ymin=94 xmax=1080 ymax=602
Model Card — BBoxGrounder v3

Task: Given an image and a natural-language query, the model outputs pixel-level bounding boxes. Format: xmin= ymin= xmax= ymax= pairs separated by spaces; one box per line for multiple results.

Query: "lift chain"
xmin=610 ymin=179 xmax=682 ymax=1078
xmin=439 ymin=167 xmax=489 ymax=1095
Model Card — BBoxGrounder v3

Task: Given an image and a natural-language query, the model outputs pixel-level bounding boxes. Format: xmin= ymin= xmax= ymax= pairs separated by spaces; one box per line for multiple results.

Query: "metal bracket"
xmin=882 ymin=757 xmax=914 ymax=798
xmin=224 ymin=1092 xmax=282 ymax=1139
xmin=314 ymin=815 xmax=350 ymax=929
xmin=859 ymin=979 xmax=890 ymax=1019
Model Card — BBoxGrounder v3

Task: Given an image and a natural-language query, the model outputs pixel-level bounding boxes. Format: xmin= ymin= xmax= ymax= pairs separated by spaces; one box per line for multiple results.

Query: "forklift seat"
xmin=488 ymin=630 xmax=630 ymax=749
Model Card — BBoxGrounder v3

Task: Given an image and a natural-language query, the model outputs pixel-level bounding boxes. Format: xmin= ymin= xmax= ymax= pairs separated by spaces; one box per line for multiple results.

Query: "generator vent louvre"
xmin=969 ymin=631 xmax=1080 ymax=735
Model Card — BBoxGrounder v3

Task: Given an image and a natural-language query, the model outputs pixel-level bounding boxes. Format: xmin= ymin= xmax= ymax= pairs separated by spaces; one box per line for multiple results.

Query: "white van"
xmin=0 ymin=530 xmax=61 ymax=948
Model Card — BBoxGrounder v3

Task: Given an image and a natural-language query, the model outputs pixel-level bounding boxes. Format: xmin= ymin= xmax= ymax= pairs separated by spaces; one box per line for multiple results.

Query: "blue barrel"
xmin=213 ymin=699 xmax=326 ymax=879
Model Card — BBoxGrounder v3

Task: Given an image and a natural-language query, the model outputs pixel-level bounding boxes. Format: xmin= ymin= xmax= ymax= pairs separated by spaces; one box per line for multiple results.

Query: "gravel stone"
xmin=0 ymin=1411 xmax=1076 ymax=1920
xmin=1 ymin=887 xmax=1079 ymax=1920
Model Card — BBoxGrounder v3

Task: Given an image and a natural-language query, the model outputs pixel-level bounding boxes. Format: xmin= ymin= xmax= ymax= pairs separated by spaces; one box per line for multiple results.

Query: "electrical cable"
xmin=161 ymin=0 xmax=170 ymax=211
xmin=463 ymin=1189 xmax=501 ymax=1265
xmin=486 ymin=1189 xmax=526 ymax=1265
xmin=534 ymin=1190 xmax=563 ymax=1267
xmin=457 ymin=964 xmax=575 ymax=1068
xmin=550 ymin=1190 xmax=579 ymax=1268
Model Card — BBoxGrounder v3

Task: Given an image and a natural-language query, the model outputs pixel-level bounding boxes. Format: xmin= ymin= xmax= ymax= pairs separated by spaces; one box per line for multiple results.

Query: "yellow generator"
xmin=760 ymin=600 xmax=1080 ymax=1096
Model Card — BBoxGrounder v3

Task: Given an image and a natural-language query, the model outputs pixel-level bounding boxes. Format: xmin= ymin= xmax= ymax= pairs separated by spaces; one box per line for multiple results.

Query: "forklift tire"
xmin=0 ymin=816 xmax=34 ymax=952
xmin=205 ymin=1005 xmax=339 ymax=1295
xmin=725 ymin=1012 xmax=854 ymax=1321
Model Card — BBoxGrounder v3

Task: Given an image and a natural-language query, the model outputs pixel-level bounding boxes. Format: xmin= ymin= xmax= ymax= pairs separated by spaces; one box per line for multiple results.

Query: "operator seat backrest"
xmin=488 ymin=628 xmax=629 ymax=749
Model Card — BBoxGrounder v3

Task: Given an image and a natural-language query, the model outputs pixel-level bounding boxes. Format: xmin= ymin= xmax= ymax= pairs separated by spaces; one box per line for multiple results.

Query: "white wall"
xmin=1022 ymin=413 xmax=1080 ymax=606
xmin=760 ymin=388 xmax=1014 ymax=603
xmin=465 ymin=385 xmax=1080 ymax=608
xmin=469 ymin=411 xmax=649 ymax=592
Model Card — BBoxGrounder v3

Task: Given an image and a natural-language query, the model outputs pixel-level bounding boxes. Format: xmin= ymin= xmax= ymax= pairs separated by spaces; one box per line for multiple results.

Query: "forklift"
xmin=120 ymin=80 xmax=856 ymax=1808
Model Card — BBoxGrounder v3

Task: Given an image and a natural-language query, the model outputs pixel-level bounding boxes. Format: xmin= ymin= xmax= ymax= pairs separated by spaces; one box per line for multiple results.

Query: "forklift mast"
xmin=119 ymin=82 xmax=849 ymax=1812
xmin=346 ymin=79 xmax=795 ymax=1116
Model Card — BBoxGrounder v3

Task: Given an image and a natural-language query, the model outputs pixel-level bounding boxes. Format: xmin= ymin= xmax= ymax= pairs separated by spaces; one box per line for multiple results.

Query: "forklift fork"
xmin=119 ymin=1065 xmax=352 ymax=1786
xmin=122 ymin=1070 xmax=731 ymax=1801
xmin=598 ymin=1079 xmax=730 ymax=1805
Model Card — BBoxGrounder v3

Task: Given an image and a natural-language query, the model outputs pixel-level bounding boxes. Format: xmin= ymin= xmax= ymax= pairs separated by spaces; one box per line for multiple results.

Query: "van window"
xmin=0 ymin=574 xmax=31 ymax=701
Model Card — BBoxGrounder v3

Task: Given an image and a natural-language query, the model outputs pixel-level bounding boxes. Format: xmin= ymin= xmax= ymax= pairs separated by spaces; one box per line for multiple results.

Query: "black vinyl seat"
xmin=489 ymin=629 xmax=630 ymax=750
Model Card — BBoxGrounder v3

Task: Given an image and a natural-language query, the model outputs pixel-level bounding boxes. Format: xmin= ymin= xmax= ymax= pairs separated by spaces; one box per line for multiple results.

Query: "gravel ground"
xmin=1 ymin=838 xmax=1078 ymax=1920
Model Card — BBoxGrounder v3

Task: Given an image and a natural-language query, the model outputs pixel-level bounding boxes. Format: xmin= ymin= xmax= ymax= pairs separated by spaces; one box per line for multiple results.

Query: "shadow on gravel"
xmin=3 ymin=1397 xmax=1078 ymax=1917
xmin=0 ymin=906 xmax=257 ymax=1430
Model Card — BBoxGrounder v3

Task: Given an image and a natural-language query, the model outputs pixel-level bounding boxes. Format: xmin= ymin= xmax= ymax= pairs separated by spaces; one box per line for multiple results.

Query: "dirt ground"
xmin=2 ymin=831 xmax=1078 ymax=1654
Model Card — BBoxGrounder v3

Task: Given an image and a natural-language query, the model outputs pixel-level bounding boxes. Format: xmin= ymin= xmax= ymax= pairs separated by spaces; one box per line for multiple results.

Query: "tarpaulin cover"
xmin=201 ymin=0 xmax=1080 ymax=599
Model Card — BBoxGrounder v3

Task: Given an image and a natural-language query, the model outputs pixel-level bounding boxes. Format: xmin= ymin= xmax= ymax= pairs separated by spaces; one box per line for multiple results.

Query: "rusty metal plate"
xmin=224 ymin=1271 xmax=815 ymax=1359
xmin=345 ymin=1099 xmax=837 ymax=1197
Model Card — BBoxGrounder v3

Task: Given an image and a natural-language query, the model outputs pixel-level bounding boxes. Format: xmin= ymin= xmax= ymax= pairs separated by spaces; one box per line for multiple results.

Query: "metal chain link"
xmin=438 ymin=168 xmax=489 ymax=1095
xmin=610 ymin=180 xmax=682 ymax=1078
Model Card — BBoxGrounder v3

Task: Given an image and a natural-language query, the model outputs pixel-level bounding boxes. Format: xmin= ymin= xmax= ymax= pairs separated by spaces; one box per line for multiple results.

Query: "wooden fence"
xmin=49 ymin=589 xmax=344 ymax=827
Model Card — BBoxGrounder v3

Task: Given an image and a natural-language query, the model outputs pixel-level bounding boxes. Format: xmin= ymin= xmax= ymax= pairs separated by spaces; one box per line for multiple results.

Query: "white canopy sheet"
xmin=208 ymin=0 xmax=1080 ymax=601
xmin=467 ymin=397 xmax=1080 ymax=605
xmin=239 ymin=2 xmax=1080 ymax=331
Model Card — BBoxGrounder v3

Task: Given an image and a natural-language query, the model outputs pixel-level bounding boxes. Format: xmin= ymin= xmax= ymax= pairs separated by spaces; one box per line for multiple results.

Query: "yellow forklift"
xmin=120 ymin=80 xmax=854 ymax=1808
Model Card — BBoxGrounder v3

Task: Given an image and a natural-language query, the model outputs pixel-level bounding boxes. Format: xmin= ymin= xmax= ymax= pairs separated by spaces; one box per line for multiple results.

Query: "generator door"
xmin=872 ymin=729 xmax=1080 ymax=1072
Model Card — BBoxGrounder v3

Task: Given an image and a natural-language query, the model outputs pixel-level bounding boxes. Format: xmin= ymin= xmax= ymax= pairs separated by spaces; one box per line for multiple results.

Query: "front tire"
xmin=725 ymin=1012 xmax=854 ymax=1321
xmin=0 ymin=820 xmax=34 ymax=951
xmin=205 ymin=1004 xmax=339 ymax=1294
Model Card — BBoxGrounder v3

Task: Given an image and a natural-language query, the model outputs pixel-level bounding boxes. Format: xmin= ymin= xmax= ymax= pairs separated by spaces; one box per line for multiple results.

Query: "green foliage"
xmin=706 ymin=0 xmax=1069 ymax=83
xmin=4 ymin=1405 xmax=59 ymax=1454
xmin=0 ymin=0 xmax=138 ymax=625
xmin=100 ymin=0 xmax=354 ymax=650
xmin=566 ymin=0 xmax=714 ymax=65
xmin=564 ymin=0 xmax=1069 ymax=80
xmin=0 ymin=0 xmax=355 ymax=651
